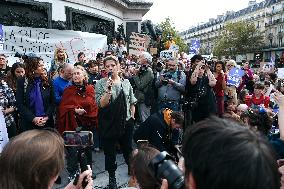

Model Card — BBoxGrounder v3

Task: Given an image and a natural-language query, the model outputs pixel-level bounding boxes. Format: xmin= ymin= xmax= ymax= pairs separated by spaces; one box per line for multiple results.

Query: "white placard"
xmin=278 ymin=68 xmax=284 ymax=79
xmin=128 ymin=32 xmax=150 ymax=56
xmin=0 ymin=110 xmax=9 ymax=153
xmin=160 ymin=50 xmax=176 ymax=59
xmin=1 ymin=25 xmax=108 ymax=69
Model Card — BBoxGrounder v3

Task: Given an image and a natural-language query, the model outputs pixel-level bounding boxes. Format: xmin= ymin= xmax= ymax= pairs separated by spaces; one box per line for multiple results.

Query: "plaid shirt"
xmin=0 ymin=81 xmax=16 ymax=127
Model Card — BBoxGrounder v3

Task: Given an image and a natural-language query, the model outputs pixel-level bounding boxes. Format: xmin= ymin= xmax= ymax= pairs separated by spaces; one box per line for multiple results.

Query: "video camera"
xmin=161 ymin=72 xmax=172 ymax=85
xmin=14 ymin=52 xmax=38 ymax=60
xmin=149 ymin=151 xmax=184 ymax=189
xmin=63 ymin=130 xmax=93 ymax=187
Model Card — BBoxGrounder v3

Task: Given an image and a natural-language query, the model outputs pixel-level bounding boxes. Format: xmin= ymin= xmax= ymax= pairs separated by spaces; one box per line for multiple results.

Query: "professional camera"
xmin=161 ymin=73 xmax=172 ymax=85
xmin=139 ymin=64 xmax=148 ymax=75
xmin=149 ymin=151 xmax=184 ymax=189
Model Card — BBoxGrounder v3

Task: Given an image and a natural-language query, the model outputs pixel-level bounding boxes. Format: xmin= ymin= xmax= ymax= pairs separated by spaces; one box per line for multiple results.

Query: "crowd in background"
xmin=1 ymin=38 xmax=284 ymax=189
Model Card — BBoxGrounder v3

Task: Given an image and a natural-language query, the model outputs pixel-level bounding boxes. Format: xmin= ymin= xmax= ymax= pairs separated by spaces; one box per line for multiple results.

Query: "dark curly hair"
xmin=25 ymin=57 xmax=49 ymax=87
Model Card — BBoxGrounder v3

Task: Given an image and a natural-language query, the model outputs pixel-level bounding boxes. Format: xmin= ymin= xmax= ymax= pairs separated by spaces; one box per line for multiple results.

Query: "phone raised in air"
xmin=63 ymin=131 xmax=93 ymax=146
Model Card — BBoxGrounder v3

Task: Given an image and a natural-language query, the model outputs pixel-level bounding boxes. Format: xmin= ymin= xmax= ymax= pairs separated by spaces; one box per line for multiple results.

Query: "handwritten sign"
xmin=227 ymin=68 xmax=244 ymax=87
xmin=169 ymin=44 xmax=179 ymax=52
xmin=160 ymin=50 xmax=176 ymax=59
xmin=261 ymin=62 xmax=274 ymax=73
xmin=2 ymin=25 xmax=107 ymax=69
xmin=129 ymin=32 xmax=150 ymax=56
xmin=0 ymin=110 xmax=9 ymax=153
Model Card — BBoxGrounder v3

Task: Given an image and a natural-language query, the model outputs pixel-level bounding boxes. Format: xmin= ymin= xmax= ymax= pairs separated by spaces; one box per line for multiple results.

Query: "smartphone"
xmin=137 ymin=140 xmax=149 ymax=148
xmin=63 ymin=131 xmax=93 ymax=146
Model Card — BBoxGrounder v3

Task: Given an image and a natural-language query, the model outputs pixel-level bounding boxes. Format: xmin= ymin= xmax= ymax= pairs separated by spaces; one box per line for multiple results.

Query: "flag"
xmin=189 ymin=39 xmax=200 ymax=54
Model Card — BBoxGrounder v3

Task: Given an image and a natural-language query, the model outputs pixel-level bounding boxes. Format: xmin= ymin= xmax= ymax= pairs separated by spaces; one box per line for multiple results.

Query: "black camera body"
xmin=139 ymin=64 xmax=148 ymax=75
xmin=149 ymin=151 xmax=184 ymax=189
xmin=161 ymin=73 xmax=172 ymax=85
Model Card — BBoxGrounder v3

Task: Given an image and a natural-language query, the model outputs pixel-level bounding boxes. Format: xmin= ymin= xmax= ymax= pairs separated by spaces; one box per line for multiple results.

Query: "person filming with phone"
xmin=0 ymin=129 xmax=93 ymax=189
xmin=57 ymin=65 xmax=98 ymax=181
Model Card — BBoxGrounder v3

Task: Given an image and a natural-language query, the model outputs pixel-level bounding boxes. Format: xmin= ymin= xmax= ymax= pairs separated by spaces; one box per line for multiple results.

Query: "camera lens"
xmin=149 ymin=152 xmax=184 ymax=189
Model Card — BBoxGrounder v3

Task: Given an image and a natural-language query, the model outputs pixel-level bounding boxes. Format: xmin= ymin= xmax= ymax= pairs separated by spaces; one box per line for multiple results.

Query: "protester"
xmin=6 ymin=62 xmax=25 ymax=93
xmin=213 ymin=60 xmax=226 ymax=117
xmin=0 ymin=54 xmax=10 ymax=80
xmin=0 ymin=129 xmax=93 ymax=189
xmin=0 ymin=80 xmax=17 ymax=138
xmin=245 ymin=82 xmax=270 ymax=109
xmin=95 ymin=56 xmax=137 ymax=189
xmin=133 ymin=108 xmax=183 ymax=158
xmin=155 ymin=58 xmax=186 ymax=111
xmin=16 ymin=56 xmax=55 ymax=131
xmin=50 ymin=48 xmax=70 ymax=78
xmin=74 ymin=52 xmax=87 ymax=67
xmin=132 ymin=52 xmax=154 ymax=122
xmin=57 ymin=65 xmax=98 ymax=180
xmin=187 ymin=58 xmax=216 ymax=123
xmin=53 ymin=63 xmax=73 ymax=105
xmin=86 ymin=60 xmax=102 ymax=85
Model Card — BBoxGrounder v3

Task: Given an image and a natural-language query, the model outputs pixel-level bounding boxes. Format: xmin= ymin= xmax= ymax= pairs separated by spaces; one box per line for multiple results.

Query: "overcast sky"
xmin=143 ymin=0 xmax=262 ymax=32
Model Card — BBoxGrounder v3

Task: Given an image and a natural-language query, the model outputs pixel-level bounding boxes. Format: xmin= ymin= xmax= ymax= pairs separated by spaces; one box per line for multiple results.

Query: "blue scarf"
xmin=29 ymin=77 xmax=46 ymax=117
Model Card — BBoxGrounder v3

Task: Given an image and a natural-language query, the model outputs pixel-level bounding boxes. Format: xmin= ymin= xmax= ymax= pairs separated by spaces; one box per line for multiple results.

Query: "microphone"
xmin=107 ymin=72 xmax=113 ymax=90
xmin=108 ymin=71 xmax=113 ymax=79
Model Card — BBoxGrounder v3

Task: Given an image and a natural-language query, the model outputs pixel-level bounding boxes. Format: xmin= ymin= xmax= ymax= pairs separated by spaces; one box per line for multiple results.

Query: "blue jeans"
xmin=158 ymin=101 xmax=180 ymax=111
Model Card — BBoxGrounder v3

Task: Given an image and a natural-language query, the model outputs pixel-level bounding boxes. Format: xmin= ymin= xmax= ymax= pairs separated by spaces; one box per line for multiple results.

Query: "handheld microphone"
xmin=107 ymin=72 xmax=113 ymax=90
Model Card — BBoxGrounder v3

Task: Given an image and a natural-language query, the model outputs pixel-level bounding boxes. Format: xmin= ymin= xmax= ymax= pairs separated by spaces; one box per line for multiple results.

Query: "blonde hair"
xmin=54 ymin=48 xmax=68 ymax=63
xmin=73 ymin=65 xmax=89 ymax=83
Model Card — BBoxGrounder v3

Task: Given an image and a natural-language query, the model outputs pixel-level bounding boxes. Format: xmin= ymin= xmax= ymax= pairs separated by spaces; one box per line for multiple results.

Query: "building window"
xmin=279 ymin=38 xmax=283 ymax=47
xmin=270 ymin=39 xmax=273 ymax=46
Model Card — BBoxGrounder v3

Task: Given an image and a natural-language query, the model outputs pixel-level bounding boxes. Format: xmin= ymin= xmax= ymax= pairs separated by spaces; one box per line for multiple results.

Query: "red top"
xmin=57 ymin=85 xmax=98 ymax=134
xmin=245 ymin=94 xmax=270 ymax=108
xmin=213 ymin=73 xmax=226 ymax=97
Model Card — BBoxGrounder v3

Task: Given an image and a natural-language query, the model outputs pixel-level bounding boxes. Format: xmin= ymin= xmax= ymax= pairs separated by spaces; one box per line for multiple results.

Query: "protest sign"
xmin=1 ymin=25 xmax=107 ymax=69
xmin=278 ymin=68 xmax=284 ymax=79
xmin=150 ymin=47 xmax=157 ymax=55
xmin=128 ymin=32 xmax=150 ymax=56
xmin=0 ymin=109 xmax=9 ymax=153
xmin=227 ymin=68 xmax=244 ymax=87
xmin=160 ymin=50 xmax=176 ymax=59
xmin=169 ymin=44 xmax=179 ymax=52
xmin=261 ymin=62 xmax=274 ymax=73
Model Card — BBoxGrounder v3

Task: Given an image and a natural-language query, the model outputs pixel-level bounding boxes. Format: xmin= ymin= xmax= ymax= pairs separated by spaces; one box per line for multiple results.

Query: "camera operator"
xmin=133 ymin=108 xmax=184 ymax=159
xmin=156 ymin=58 xmax=186 ymax=111
xmin=186 ymin=57 xmax=216 ymax=124
xmin=161 ymin=116 xmax=280 ymax=189
xmin=132 ymin=52 xmax=154 ymax=122
xmin=0 ymin=129 xmax=93 ymax=189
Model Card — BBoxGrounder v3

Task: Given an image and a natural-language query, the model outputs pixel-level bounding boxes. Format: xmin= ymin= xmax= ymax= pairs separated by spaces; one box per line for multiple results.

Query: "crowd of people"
xmin=0 ymin=40 xmax=284 ymax=189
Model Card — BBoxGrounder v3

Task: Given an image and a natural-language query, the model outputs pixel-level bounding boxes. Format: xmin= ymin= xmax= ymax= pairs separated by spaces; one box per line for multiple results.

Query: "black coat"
xmin=16 ymin=77 xmax=55 ymax=131
xmin=133 ymin=110 xmax=179 ymax=152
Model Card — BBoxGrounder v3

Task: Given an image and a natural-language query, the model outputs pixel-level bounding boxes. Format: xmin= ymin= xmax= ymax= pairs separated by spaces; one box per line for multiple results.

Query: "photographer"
xmin=156 ymin=58 xmax=186 ymax=111
xmin=175 ymin=116 xmax=280 ymax=189
xmin=0 ymin=129 xmax=93 ymax=189
xmin=132 ymin=52 xmax=154 ymax=122
xmin=186 ymin=59 xmax=216 ymax=123
xmin=133 ymin=108 xmax=184 ymax=158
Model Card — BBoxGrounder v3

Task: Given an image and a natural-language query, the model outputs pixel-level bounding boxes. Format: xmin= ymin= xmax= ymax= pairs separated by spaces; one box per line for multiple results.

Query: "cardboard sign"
xmin=160 ymin=50 xmax=176 ymax=59
xmin=261 ymin=62 xmax=274 ymax=73
xmin=227 ymin=68 xmax=244 ymax=87
xmin=2 ymin=25 xmax=108 ymax=69
xmin=128 ymin=32 xmax=150 ymax=56
xmin=0 ymin=109 xmax=9 ymax=153
xmin=150 ymin=47 xmax=157 ymax=55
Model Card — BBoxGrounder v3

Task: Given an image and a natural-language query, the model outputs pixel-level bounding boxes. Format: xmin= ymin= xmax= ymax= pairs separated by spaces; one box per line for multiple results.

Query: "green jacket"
xmin=133 ymin=67 xmax=154 ymax=103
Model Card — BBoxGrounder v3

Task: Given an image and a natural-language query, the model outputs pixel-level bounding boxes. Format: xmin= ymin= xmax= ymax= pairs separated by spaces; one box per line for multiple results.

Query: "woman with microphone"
xmin=95 ymin=56 xmax=137 ymax=189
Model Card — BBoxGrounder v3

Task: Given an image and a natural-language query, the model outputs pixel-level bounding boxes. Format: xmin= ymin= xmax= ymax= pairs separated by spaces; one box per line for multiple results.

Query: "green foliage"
xmin=213 ymin=21 xmax=264 ymax=57
xmin=158 ymin=17 xmax=188 ymax=52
